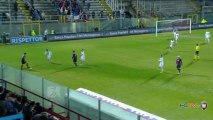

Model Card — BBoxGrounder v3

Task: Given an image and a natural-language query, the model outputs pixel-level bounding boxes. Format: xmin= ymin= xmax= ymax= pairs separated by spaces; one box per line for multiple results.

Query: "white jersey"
xmin=170 ymin=40 xmax=175 ymax=48
xmin=173 ymin=31 xmax=176 ymax=39
xmin=45 ymin=50 xmax=52 ymax=60
xmin=44 ymin=29 xmax=48 ymax=36
xmin=175 ymin=33 xmax=179 ymax=40
xmin=173 ymin=28 xmax=178 ymax=38
xmin=80 ymin=51 xmax=85 ymax=61
xmin=205 ymin=32 xmax=211 ymax=42
xmin=159 ymin=57 xmax=164 ymax=68
xmin=205 ymin=32 xmax=210 ymax=39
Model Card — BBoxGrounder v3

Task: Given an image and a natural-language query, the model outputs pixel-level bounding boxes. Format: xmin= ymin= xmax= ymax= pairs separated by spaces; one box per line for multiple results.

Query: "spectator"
xmin=14 ymin=96 xmax=23 ymax=113
xmin=112 ymin=11 xmax=116 ymax=18
xmin=32 ymin=112 xmax=48 ymax=120
xmin=87 ymin=2 xmax=90 ymax=10
xmin=59 ymin=7 xmax=63 ymax=15
xmin=21 ymin=96 xmax=28 ymax=106
xmin=29 ymin=0 xmax=34 ymax=6
xmin=0 ymin=89 xmax=9 ymax=101
xmin=2 ymin=13 xmax=6 ymax=21
xmin=33 ymin=9 xmax=40 ymax=20
xmin=25 ymin=2 xmax=29 ymax=10
xmin=19 ymin=32 xmax=24 ymax=37
xmin=4 ymin=93 xmax=18 ymax=116
xmin=44 ymin=29 xmax=48 ymax=40
xmin=92 ymin=11 xmax=95 ymax=19
xmin=14 ymin=0 xmax=18 ymax=21
xmin=82 ymin=11 xmax=87 ymax=21
xmin=94 ymin=26 xmax=98 ymax=32
xmin=33 ymin=102 xmax=43 ymax=115
xmin=87 ymin=12 xmax=90 ymax=20
xmin=14 ymin=13 xmax=17 ymax=21
xmin=82 ymin=0 xmax=85 ymax=6
xmin=52 ymin=0 xmax=57 ymax=7
xmin=14 ymin=0 xmax=18 ymax=12
xmin=100 ymin=10 xmax=103 ymax=18
xmin=41 ymin=10 xmax=46 ymax=20
xmin=23 ymin=101 xmax=35 ymax=120
xmin=5 ymin=13 xmax=11 ymax=20
xmin=64 ymin=8 xmax=68 ymax=15
xmin=120 ymin=9 xmax=124 ymax=18
xmin=0 ymin=86 xmax=7 ymax=102
xmin=0 ymin=86 xmax=4 ymax=96
xmin=0 ymin=101 xmax=6 ymax=117
xmin=65 ymin=0 xmax=70 ymax=8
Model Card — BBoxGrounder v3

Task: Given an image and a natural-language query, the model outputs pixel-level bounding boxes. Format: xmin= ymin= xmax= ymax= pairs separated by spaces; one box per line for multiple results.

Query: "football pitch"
xmin=0 ymin=28 xmax=213 ymax=120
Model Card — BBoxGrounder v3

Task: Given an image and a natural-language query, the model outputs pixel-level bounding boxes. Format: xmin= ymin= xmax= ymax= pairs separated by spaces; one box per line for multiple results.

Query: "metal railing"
xmin=0 ymin=64 xmax=91 ymax=120
xmin=0 ymin=79 xmax=91 ymax=120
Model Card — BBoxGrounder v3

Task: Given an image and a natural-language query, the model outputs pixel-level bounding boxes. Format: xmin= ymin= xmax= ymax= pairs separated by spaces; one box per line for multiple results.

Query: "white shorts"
xmin=47 ymin=56 xmax=51 ymax=60
xmin=80 ymin=57 xmax=85 ymax=61
xmin=159 ymin=63 xmax=164 ymax=68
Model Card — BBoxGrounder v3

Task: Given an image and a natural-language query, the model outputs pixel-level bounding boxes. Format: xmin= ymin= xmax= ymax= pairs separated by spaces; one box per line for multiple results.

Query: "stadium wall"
xmin=0 ymin=18 xmax=213 ymax=44
xmin=47 ymin=23 xmax=213 ymax=42
xmin=0 ymin=64 xmax=166 ymax=120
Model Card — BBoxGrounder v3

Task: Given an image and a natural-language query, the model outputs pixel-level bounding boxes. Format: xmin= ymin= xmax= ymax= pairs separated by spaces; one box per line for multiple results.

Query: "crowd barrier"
xmin=47 ymin=23 xmax=213 ymax=42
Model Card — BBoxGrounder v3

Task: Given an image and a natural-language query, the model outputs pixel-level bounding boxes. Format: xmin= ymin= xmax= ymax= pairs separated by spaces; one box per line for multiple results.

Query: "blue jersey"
xmin=21 ymin=55 xmax=26 ymax=64
xmin=72 ymin=53 xmax=77 ymax=62
xmin=176 ymin=58 xmax=182 ymax=66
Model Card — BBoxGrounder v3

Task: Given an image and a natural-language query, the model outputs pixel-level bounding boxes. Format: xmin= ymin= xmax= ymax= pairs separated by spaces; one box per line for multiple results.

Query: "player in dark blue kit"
xmin=72 ymin=51 xmax=77 ymax=67
xmin=21 ymin=53 xmax=31 ymax=70
xmin=176 ymin=56 xmax=182 ymax=74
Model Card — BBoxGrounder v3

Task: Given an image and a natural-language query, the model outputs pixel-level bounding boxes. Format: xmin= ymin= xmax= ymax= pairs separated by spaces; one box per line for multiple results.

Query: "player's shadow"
xmin=140 ymin=73 xmax=161 ymax=85
xmin=49 ymin=65 xmax=92 ymax=74
xmin=201 ymin=59 xmax=213 ymax=62
xmin=200 ymin=42 xmax=207 ymax=46
xmin=185 ymin=60 xmax=197 ymax=67
xmin=162 ymin=51 xmax=169 ymax=56
xmin=51 ymin=62 xmax=62 ymax=65
xmin=182 ymin=73 xmax=208 ymax=78
xmin=31 ymin=64 xmax=42 ymax=67
xmin=161 ymin=74 xmax=179 ymax=85
xmin=49 ymin=67 xmax=76 ymax=74
xmin=176 ymin=50 xmax=191 ymax=53
xmin=28 ymin=69 xmax=39 ymax=72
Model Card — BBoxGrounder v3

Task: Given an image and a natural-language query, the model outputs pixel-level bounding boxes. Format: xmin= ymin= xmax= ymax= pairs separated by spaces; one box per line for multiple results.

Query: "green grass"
xmin=0 ymin=28 xmax=213 ymax=120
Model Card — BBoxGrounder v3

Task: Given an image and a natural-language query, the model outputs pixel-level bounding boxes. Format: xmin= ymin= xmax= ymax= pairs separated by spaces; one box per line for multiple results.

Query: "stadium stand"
xmin=131 ymin=0 xmax=196 ymax=18
xmin=78 ymin=0 xmax=109 ymax=20
xmin=0 ymin=0 xmax=28 ymax=22
xmin=25 ymin=0 xmax=111 ymax=21
xmin=30 ymin=0 xmax=58 ymax=20
xmin=0 ymin=86 xmax=63 ymax=120
xmin=19 ymin=0 xmax=57 ymax=21
xmin=0 ymin=77 xmax=91 ymax=120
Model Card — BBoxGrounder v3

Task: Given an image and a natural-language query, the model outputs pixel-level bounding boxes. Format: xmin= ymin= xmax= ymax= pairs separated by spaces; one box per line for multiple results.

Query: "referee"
xmin=194 ymin=44 xmax=200 ymax=60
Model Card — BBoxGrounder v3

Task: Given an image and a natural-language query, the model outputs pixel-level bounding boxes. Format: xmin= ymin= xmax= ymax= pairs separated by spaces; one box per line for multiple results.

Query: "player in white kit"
xmin=45 ymin=49 xmax=52 ymax=63
xmin=175 ymin=33 xmax=179 ymax=44
xmin=205 ymin=31 xmax=211 ymax=43
xmin=170 ymin=39 xmax=175 ymax=50
xmin=80 ymin=49 xmax=87 ymax=65
xmin=159 ymin=54 xmax=164 ymax=73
